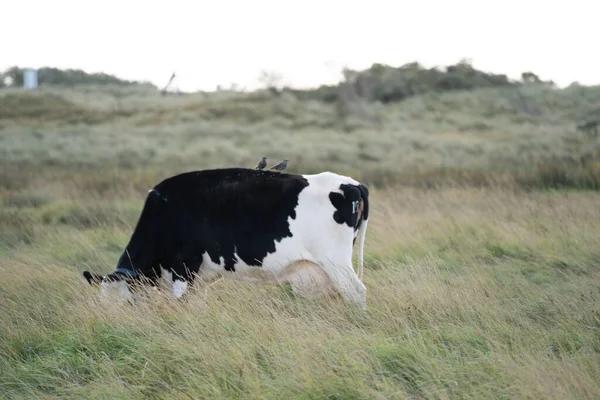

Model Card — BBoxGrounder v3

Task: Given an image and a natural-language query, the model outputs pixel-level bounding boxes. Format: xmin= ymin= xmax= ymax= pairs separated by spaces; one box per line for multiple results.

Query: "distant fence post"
xmin=23 ymin=68 xmax=38 ymax=89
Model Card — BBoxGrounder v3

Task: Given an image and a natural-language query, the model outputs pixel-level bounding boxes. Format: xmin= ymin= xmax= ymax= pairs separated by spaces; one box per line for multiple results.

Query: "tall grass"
xmin=1 ymin=176 xmax=599 ymax=398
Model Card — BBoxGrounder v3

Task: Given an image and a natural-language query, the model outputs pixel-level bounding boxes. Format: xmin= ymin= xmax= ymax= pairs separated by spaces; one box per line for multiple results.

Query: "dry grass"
xmin=1 ymin=172 xmax=599 ymax=399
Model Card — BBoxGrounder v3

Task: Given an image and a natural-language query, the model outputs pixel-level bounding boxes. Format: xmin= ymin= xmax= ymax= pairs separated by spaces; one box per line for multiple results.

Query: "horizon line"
xmin=2 ymin=61 xmax=599 ymax=93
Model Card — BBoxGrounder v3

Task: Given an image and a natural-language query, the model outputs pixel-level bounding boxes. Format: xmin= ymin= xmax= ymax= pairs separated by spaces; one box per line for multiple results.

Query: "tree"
xmin=257 ymin=70 xmax=284 ymax=95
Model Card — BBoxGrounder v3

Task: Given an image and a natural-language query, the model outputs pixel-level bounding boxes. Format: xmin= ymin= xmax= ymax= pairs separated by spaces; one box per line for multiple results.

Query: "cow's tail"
xmin=357 ymin=217 xmax=369 ymax=281
xmin=356 ymin=183 xmax=370 ymax=282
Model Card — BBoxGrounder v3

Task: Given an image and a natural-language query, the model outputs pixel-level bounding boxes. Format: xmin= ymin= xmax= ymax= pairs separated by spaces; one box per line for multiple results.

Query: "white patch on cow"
xmin=160 ymin=266 xmax=174 ymax=290
xmin=158 ymin=266 xmax=188 ymax=298
xmin=196 ymin=171 xmax=367 ymax=310
xmin=172 ymin=280 xmax=188 ymax=298
xmin=100 ymin=279 xmax=133 ymax=303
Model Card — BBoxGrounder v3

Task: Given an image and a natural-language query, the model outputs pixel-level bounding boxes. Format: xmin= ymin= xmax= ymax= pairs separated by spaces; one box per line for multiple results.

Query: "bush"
xmin=0 ymin=66 xmax=155 ymax=88
xmin=290 ymin=60 xmax=530 ymax=106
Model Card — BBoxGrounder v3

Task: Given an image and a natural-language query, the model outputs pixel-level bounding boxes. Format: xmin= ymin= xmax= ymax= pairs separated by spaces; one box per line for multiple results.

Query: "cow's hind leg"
xmin=317 ymin=258 xmax=367 ymax=311
xmin=285 ymin=260 xmax=339 ymax=301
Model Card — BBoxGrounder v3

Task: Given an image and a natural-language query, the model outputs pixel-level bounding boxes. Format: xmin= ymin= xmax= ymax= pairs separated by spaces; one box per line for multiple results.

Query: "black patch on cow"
xmin=329 ymin=183 xmax=370 ymax=243
xmin=98 ymin=167 xmax=309 ymax=282
xmin=149 ymin=188 xmax=168 ymax=202
xmin=329 ymin=184 xmax=362 ymax=229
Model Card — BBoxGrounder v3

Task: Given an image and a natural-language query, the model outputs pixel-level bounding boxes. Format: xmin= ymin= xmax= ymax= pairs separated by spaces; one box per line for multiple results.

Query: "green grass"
xmin=1 ymin=83 xmax=600 ymax=398
xmin=2 ymin=180 xmax=600 ymax=399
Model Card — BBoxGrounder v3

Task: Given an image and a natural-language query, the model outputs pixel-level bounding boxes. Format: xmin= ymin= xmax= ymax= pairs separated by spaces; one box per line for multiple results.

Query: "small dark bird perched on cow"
xmin=270 ymin=159 xmax=288 ymax=172
xmin=255 ymin=156 xmax=267 ymax=170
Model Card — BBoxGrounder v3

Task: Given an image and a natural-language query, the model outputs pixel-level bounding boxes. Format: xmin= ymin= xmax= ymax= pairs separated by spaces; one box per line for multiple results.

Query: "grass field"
xmin=1 ymin=82 xmax=600 ymax=399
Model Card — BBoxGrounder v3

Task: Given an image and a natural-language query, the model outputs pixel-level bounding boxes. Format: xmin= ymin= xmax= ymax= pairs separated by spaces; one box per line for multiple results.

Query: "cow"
xmin=82 ymin=167 xmax=370 ymax=310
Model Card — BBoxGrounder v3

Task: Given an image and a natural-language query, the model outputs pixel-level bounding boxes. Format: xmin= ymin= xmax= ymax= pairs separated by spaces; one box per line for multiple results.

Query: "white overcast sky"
xmin=1 ymin=0 xmax=598 ymax=91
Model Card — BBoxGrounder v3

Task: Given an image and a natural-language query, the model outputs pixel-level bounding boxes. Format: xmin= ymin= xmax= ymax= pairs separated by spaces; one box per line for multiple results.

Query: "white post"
xmin=23 ymin=68 xmax=38 ymax=89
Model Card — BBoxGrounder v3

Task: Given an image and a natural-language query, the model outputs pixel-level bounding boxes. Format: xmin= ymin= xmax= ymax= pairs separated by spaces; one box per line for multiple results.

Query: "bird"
xmin=255 ymin=156 xmax=267 ymax=170
xmin=270 ymin=159 xmax=288 ymax=172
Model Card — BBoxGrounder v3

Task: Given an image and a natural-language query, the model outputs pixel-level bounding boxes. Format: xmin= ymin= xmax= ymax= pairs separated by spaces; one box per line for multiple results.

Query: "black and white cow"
xmin=82 ymin=167 xmax=370 ymax=310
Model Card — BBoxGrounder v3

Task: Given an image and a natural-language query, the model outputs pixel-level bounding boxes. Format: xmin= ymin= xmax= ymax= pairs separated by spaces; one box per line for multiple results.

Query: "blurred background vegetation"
xmin=1 ymin=61 xmax=599 ymax=191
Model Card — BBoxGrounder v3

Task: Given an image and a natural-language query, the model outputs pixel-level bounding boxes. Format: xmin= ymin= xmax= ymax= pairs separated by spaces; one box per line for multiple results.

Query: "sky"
xmin=1 ymin=0 xmax=599 ymax=92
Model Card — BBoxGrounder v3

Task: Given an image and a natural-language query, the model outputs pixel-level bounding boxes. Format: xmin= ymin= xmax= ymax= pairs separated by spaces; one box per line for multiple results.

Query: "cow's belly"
xmin=199 ymin=238 xmax=317 ymax=285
